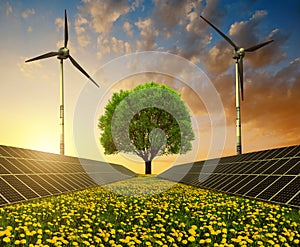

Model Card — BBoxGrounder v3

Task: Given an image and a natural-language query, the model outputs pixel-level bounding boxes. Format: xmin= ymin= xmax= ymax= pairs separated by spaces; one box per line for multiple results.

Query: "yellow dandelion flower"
xmin=14 ymin=240 xmax=21 ymax=245
xmin=188 ymin=228 xmax=196 ymax=236
xmin=188 ymin=236 xmax=195 ymax=242
xmin=205 ymin=238 xmax=212 ymax=243
xmin=3 ymin=237 xmax=10 ymax=243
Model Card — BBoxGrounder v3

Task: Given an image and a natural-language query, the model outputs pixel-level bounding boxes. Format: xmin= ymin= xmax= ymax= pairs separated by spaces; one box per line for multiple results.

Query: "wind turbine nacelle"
xmin=57 ymin=47 xmax=69 ymax=60
xmin=233 ymin=48 xmax=245 ymax=59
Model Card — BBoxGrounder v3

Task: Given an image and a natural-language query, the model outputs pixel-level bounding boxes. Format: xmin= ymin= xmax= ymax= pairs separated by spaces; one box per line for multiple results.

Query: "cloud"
xmin=22 ymin=8 xmax=35 ymax=19
xmin=245 ymin=28 xmax=288 ymax=68
xmin=97 ymin=35 xmax=131 ymax=59
xmin=55 ymin=17 xmax=64 ymax=31
xmin=200 ymin=41 xmax=233 ymax=74
xmin=135 ymin=18 xmax=158 ymax=51
xmin=75 ymin=14 xmax=90 ymax=47
xmin=228 ymin=10 xmax=288 ymax=68
xmin=201 ymin=0 xmax=226 ymax=23
xmin=173 ymin=0 xmax=226 ymax=63
xmin=229 ymin=10 xmax=268 ymax=45
xmin=130 ymin=0 xmax=143 ymax=11
xmin=123 ymin=21 xmax=133 ymax=37
xmin=152 ymin=0 xmax=187 ymax=39
xmin=6 ymin=2 xmax=12 ymax=16
xmin=79 ymin=0 xmax=130 ymax=34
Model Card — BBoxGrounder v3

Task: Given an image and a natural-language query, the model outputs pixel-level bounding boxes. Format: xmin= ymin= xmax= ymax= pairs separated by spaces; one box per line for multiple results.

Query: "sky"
xmin=0 ymin=0 xmax=299 ymax=174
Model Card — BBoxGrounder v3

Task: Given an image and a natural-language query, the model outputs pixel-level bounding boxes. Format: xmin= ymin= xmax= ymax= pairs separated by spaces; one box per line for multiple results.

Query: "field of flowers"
xmin=0 ymin=176 xmax=299 ymax=246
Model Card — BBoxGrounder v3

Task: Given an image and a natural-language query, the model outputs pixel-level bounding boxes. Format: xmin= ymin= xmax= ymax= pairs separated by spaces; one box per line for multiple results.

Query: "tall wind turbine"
xmin=25 ymin=10 xmax=99 ymax=155
xmin=200 ymin=16 xmax=273 ymax=155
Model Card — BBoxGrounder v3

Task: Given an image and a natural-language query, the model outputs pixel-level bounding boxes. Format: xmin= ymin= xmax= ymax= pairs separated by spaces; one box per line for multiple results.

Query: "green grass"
xmin=0 ymin=177 xmax=299 ymax=246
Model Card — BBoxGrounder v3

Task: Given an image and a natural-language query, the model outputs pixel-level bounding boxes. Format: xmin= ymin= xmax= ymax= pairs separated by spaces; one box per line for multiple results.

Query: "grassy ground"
xmin=0 ymin=176 xmax=299 ymax=246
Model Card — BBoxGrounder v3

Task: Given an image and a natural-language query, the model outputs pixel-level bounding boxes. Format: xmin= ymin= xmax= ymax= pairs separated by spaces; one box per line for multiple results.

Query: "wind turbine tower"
xmin=25 ymin=10 xmax=99 ymax=155
xmin=200 ymin=16 xmax=273 ymax=155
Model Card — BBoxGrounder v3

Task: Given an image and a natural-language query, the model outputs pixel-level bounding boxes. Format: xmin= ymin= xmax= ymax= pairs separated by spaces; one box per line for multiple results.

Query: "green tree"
xmin=98 ymin=82 xmax=194 ymax=174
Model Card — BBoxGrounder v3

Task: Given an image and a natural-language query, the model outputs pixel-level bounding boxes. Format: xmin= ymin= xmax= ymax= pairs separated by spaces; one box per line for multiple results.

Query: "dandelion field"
xmin=0 ymin=176 xmax=299 ymax=246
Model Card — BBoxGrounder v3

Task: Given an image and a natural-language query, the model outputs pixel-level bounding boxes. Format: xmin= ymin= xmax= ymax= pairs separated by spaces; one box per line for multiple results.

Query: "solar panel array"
xmin=158 ymin=145 xmax=300 ymax=208
xmin=0 ymin=145 xmax=136 ymax=206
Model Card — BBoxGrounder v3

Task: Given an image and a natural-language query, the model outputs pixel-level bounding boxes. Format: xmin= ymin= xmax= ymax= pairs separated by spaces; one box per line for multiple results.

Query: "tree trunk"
xmin=145 ymin=160 xmax=152 ymax=174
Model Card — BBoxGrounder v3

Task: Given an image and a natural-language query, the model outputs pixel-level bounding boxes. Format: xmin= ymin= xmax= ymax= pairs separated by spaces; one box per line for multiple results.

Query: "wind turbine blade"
xmin=64 ymin=9 xmax=68 ymax=48
xmin=244 ymin=40 xmax=274 ymax=52
xmin=200 ymin=15 xmax=238 ymax=50
xmin=25 ymin=52 xmax=59 ymax=63
xmin=238 ymin=58 xmax=244 ymax=101
xmin=68 ymin=55 xmax=99 ymax=87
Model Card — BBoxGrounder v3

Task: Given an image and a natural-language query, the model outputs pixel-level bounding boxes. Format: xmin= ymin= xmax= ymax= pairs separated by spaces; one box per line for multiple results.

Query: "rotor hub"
xmin=233 ymin=48 xmax=245 ymax=60
xmin=57 ymin=47 xmax=69 ymax=59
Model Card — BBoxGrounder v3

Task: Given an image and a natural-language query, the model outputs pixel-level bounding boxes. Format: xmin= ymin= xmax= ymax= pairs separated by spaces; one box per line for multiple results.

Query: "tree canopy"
xmin=98 ymin=82 xmax=194 ymax=174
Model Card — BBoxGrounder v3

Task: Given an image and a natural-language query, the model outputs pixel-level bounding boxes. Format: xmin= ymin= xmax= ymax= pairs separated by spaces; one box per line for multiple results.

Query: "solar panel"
xmin=158 ymin=144 xmax=300 ymax=208
xmin=0 ymin=177 xmax=25 ymax=203
xmin=272 ymin=177 xmax=300 ymax=203
xmin=16 ymin=175 xmax=51 ymax=197
xmin=0 ymin=144 xmax=136 ymax=206
xmin=289 ymin=192 xmax=300 ymax=206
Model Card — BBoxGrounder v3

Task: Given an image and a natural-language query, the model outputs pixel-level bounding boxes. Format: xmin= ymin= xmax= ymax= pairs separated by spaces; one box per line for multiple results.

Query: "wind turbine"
xmin=25 ymin=9 xmax=99 ymax=155
xmin=200 ymin=16 xmax=273 ymax=155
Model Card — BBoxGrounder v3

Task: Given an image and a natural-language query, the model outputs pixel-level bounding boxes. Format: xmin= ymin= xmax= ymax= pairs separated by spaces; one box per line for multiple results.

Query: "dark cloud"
xmin=245 ymin=29 xmax=288 ymax=68
xmin=176 ymin=0 xmax=227 ymax=62
xmin=153 ymin=0 xmax=187 ymax=28
xmin=200 ymin=40 xmax=233 ymax=74
xmin=229 ymin=11 xmax=289 ymax=68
